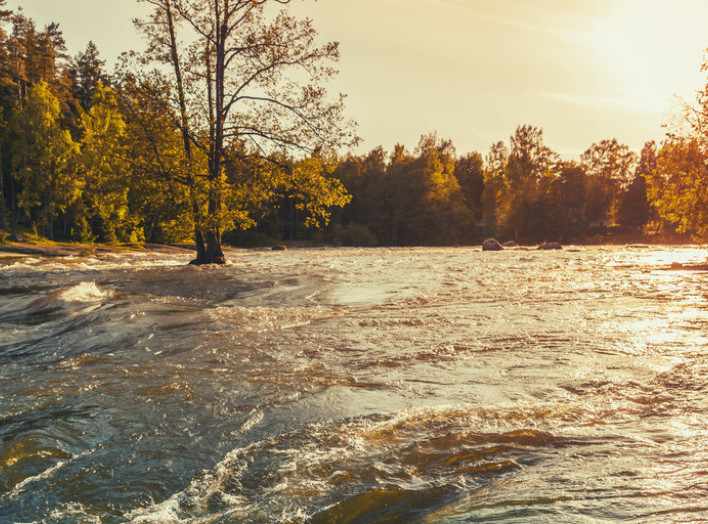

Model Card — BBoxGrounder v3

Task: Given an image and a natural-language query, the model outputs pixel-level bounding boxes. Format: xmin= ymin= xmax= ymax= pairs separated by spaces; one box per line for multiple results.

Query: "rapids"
xmin=1 ymin=246 xmax=708 ymax=522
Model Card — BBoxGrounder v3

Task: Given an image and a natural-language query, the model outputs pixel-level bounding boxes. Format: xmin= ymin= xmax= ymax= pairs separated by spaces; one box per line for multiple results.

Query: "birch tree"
xmin=134 ymin=0 xmax=356 ymax=264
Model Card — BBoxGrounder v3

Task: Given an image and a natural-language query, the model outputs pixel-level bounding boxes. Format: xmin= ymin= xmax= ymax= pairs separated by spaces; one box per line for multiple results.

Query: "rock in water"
xmin=538 ymin=241 xmax=562 ymax=250
xmin=8 ymin=233 xmax=25 ymax=243
xmin=482 ymin=238 xmax=504 ymax=251
xmin=502 ymin=240 xmax=518 ymax=247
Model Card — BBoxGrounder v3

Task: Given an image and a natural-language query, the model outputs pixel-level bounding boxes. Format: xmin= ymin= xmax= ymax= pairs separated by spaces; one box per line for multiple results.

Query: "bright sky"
xmin=9 ymin=0 xmax=708 ymax=157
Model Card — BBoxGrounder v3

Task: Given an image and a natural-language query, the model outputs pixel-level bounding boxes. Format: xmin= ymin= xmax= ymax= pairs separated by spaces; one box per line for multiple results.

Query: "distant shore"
xmin=1 ymin=239 xmax=706 ymax=262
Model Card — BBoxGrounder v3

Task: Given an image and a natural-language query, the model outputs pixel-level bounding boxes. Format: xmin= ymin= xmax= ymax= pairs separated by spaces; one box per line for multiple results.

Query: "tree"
xmin=134 ymin=0 xmax=357 ymax=264
xmin=646 ymin=137 xmax=708 ymax=240
xmin=482 ymin=140 xmax=510 ymax=237
xmin=0 ymin=0 xmax=13 ymax=229
xmin=617 ymin=141 xmax=655 ymax=230
xmin=412 ymin=134 xmax=475 ymax=244
xmin=507 ymin=124 xmax=557 ymax=191
xmin=580 ymin=138 xmax=637 ymax=227
xmin=549 ymin=161 xmax=587 ymax=240
xmin=10 ymin=81 xmax=79 ymax=238
xmin=505 ymin=125 xmax=559 ymax=241
xmin=455 ymin=152 xmax=484 ymax=220
xmin=647 ymin=51 xmax=708 ymax=240
xmin=117 ymin=71 xmax=197 ymax=244
xmin=70 ymin=41 xmax=106 ymax=112
xmin=79 ymin=83 xmax=139 ymax=242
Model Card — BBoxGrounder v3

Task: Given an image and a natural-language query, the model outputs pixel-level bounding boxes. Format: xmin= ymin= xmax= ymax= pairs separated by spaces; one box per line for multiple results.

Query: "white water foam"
xmin=58 ymin=282 xmax=113 ymax=304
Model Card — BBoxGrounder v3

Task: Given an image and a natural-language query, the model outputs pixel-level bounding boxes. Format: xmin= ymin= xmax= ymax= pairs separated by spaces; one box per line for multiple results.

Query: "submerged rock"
xmin=272 ymin=245 xmax=287 ymax=251
xmin=8 ymin=233 xmax=25 ymax=243
xmin=538 ymin=241 xmax=562 ymax=250
xmin=502 ymin=240 xmax=518 ymax=248
xmin=667 ymin=262 xmax=708 ymax=271
xmin=482 ymin=238 xmax=503 ymax=251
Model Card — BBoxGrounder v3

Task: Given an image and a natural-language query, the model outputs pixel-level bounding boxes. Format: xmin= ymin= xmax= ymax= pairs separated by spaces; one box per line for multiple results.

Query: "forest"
xmin=1 ymin=0 xmax=708 ymax=256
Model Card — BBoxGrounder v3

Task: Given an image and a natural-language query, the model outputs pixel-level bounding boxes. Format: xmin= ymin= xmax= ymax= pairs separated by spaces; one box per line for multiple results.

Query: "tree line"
xmin=0 ymin=0 xmax=356 ymax=263
xmin=264 ymin=124 xmax=708 ymax=247
xmin=319 ymin=130 xmax=654 ymax=246
xmin=1 ymin=0 xmax=707 ymax=256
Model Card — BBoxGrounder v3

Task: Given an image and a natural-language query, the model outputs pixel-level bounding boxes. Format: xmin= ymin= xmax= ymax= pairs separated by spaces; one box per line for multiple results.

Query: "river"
xmin=1 ymin=245 xmax=708 ymax=523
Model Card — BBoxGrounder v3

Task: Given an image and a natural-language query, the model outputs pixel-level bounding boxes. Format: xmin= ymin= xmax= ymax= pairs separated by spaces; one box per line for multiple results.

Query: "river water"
xmin=1 ymin=246 xmax=708 ymax=523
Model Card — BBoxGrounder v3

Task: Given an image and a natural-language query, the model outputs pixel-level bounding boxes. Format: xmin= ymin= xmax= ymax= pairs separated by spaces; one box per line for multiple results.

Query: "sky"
xmin=9 ymin=0 xmax=708 ymax=157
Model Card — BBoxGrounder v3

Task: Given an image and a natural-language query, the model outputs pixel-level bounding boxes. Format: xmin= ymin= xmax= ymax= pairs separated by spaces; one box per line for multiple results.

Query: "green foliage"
xmin=288 ymin=155 xmax=352 ymax=229
xmin=71 ymin=41 xmax=105 ymax=112
xmin=617 ymin=175 xmax=651 ymax=229
xmin=10 ymin=81 xmax=79 ymax=238
xmin=327 ymin=222 xmax=377 ymax=247
xmin=79 ymin=83 xmax=135 ymax=243
xmin=647 ymin=137 xmax=708 ymax=240
xmin=327 ymin=135 xmax=477 ymax=246
xmin=581 ymin=138 xmax=638 ymax=227
xmin=0 ymin=4 xmax=703 ymax=250
xmin=504 ymin=125 xmax=559 ymax=241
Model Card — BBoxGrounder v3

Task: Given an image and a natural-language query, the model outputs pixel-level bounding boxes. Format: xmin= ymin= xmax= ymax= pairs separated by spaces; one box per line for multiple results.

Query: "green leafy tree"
xmin=455 ymin=152 xmax=484 ymax=221
xmin=580 ymin=138 xmax=637 ymax=227
xmin=70 ymin=41 xmax=106 ymax=112
xmin=10 ymin=80 xmax=79 ymax=237
xmin=134 ymin=0 xmax=357 ymax=263
xmin=325 ymin=147 xmax=386 ymax=245
xmin=617 ymin=142 xmax=655 ymax=232
xmin=0 ymin=0 xmax=14 ymax=229
xmin=363 ymin=135 xmax=474 ymax=246
xmin=414 ymin=134 xmax=476 ymax=244
xmin=117 ymin=73 xmax=196 ymax=244
xmin=79 ymin=83 xmax=141 ymax=242
xmin=646 ymin=137 xmax=708 ymax=240
xmin=547 ymin=161 xmax=587 ymax=240
xmin=482 ymin=140 xmax=510 ymax=237
xmin=506 ymin=125 xmax=559 ymax=241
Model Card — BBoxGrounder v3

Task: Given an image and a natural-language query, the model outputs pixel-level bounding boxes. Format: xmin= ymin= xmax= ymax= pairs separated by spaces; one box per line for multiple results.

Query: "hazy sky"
xmin=9 ymin=0 xmax=708 ymax=157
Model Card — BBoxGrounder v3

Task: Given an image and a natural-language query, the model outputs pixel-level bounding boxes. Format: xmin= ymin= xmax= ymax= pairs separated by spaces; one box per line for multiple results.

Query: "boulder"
xmin=538 ymin=241 xmax=562 ymax=250
xmin=502 ymin=240 xmax=518 ymax=247
xmin=271 ymin=245 xmax=287 ymax=251
xmin=482 ymin=238 xmax=503 ymax=251
xmin=667 ymin=262 xmax=708 ymax=271
xmin=8 ymin=233 xmax=25 ymax=243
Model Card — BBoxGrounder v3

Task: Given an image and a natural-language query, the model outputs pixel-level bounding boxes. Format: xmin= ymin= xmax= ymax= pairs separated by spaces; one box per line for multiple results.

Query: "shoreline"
xmin=0 ymin=241 xmax=706 ymax=260
xmin=0 ymin=242 xmax=197 ymax=259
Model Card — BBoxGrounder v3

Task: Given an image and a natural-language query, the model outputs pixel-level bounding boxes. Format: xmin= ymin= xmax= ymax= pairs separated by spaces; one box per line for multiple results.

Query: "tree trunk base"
xmin=189 ymin=229 xmax=226 ymax=265
xmin=189 ymin=255 xmax=226 ymax=266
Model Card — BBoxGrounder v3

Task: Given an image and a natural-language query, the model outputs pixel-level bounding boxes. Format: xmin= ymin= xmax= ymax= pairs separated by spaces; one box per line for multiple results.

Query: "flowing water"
xmin=1 ymin=245 xmax=708 ymax=523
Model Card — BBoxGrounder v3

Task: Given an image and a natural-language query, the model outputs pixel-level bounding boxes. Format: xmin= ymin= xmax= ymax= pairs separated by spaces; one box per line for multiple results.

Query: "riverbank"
xmin=0 ymin=240 xmax=196 ymax=258
xmin=1 ymin=236 xmax=705 ymax=262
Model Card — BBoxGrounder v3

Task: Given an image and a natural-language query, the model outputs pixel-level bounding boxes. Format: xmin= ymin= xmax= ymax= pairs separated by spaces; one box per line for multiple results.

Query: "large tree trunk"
xmin=204 ymin=231 xmax=225 ymax=264
xmin=192 ymin=214 xmax=207 ymax=263
xmin=194 ymin=1 xmax=227 ymax=266
xmin=0 ymin=142 xmax=6 ymax=230
xmin=164 ymin=0 xmax=211 ymax=265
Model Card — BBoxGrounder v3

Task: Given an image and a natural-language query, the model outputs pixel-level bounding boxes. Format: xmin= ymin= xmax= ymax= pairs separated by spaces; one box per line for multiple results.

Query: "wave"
xmin=208 ymin=304 xmax=340 ymax=334
xmin=58 ymin=281 xmax=113 ymax=304
xmin=124 ymin=398 xmax=650 ymax=523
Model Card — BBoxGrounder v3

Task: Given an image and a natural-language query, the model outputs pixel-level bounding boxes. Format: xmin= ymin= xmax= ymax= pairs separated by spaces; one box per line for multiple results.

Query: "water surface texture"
xmin=2 ymin=246 xmax=708 ymax=523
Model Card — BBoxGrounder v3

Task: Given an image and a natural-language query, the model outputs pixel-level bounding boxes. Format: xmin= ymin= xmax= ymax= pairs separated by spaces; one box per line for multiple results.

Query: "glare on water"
xmin=1 ymin=245 xmax=708 ymax=522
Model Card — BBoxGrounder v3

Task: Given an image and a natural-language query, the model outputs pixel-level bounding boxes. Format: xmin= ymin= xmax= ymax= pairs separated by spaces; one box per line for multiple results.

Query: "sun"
xmin=592 ymin=2 xmax=706 ymax=112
